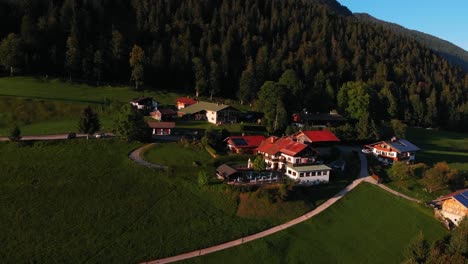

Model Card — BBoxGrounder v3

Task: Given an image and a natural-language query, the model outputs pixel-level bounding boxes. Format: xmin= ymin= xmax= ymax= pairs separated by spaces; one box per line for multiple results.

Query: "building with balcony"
xmin=257 ymin=136 xmax=330 ymax=185
xmin=364 ymin=137 xmax=420 ymax=164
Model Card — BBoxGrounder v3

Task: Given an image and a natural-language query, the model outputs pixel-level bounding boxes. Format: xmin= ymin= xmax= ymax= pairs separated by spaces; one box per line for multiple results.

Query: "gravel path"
xmin=129 ymin=143 xmax=167 ymax=169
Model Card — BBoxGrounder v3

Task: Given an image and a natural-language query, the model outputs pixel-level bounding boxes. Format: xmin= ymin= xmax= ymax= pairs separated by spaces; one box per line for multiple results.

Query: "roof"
xmin=290 ymin=164 xmax=332 ymax=172
xmin=297 ymin=130 xmax=340 ymax=143
xmin=131 ymin=96 xmax=153 ymax=103
xmin=176 ymin=97 xmax=197 ymax=105
xmin=435 ymin=188 xmax=468 ymax=208
xmin=454 ymin=191 xmax=468 ymax=208
xmin=387 ymin=139 xmax=420 ymax=152
xmin=280 ymin=142 xmax=308 ymax=156
xmin=216 ymin=164 xmax=238 ymax=178
xmin=226 ymin=135 xmax=266 ymax=149
xmin=368 ymin=138 xmax=420 ymax=153
xmin=158 ymin=109 xmax=177 ymax=115
xmin=257 ymin=136 xmax=309 ymax=156
xmin=178 ymin=101 xmax=237 ymax=115
xmin=147 ymin=122 xmax=176 ymax=129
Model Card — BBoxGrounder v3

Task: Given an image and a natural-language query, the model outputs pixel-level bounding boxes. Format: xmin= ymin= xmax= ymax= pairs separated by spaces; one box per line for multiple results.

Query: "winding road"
xmin=128 ymin=145 xmax=419 ymax=264
xmin=1 ymin=136 xmax=420 ymax=263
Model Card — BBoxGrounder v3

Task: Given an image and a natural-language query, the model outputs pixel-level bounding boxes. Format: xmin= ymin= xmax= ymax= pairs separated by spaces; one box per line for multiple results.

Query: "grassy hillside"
xmin=0 ymin=77 xmax=181 ymax=136
xmin=0 ymin=140 xmax=277 ymax=263
xmin=186 ymin=183 xmax=447 ymax=264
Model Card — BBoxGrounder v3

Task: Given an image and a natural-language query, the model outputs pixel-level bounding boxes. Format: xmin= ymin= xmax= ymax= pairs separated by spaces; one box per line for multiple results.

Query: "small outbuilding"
xmin=216 ymin=164 xmax=240 ymax=181
xmin=176 ymin=97 xmax=197 ymax=110
xmin=147 ymin=122 xmax=176 ymax=135
xmin=225 ymin=135 xmax=266 ymax=154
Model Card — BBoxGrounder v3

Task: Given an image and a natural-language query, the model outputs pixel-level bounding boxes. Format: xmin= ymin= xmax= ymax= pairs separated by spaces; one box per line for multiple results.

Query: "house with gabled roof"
xmin=434 ymin=188 xmax=468 ymax=226
xmin=257 ymin=136 xmax=331 ymax=185
xmin=225 ymin=135 xmax=266 ymax=154
xmin=364 ymin=137 xmax=420 ymax=164
xmin=178 ymin=101 xmax=240 ymax=124
xmin=150 ymin=108 xmax=177 ymax=121
xmin=130 ymin=97 xmax=158 ymax=111
xmin=176 ymin=97 xmax=197 ymax=110
xmin=294 ymin=130 xmax=340 ymax=145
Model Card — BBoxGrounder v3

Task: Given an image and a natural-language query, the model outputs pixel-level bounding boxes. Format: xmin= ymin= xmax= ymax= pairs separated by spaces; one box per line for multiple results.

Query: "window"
xmin=306 ymin=172 xmax=310 ymax=176
xmin=317 ymin=171 xmax=322 ymax=176
xmin=292 ymin=172 xmax=296 ymax=176
xmin=287 ymin=170 xmax=291 ymax=174
xmin=300 ymin=173 xmax=304 ymax=177
xmin=312 ymin=172 xmax=316 ymax=176
xmin=287 ymin=157 xmax=291 ymax=162
xmin=211 ymin=118 xmax=214 ymax=121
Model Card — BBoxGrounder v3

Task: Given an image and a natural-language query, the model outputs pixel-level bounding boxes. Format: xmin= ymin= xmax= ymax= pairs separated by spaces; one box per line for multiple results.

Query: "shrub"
xmin=197 ymin=170 xmax=209 ymax=187
xmin=423 ymin=162 xmax=457 ymax=193
xmin=8 ymin=123 xmax=21 ymax=142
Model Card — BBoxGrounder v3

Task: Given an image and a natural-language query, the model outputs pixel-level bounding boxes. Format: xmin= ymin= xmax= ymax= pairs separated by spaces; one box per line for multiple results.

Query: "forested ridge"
xmin=355 ymin=13 xmax=468 ymax=72
xmin=0 ymin=0 xmax=467 ymax=132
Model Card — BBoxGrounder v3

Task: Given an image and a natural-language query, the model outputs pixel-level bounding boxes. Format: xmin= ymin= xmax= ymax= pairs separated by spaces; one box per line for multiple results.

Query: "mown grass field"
xmin=385 ymin=128 xmax=468 ymax=201
xmin=186 ymin=183 xmax=447 ymax=264
xmin=0 ymin=77 xmax=180 ymax=104
xmin=0 ymin=140 xmax=280 ymax=263
xmin=0 ymin=77 xmax=181 ymax=136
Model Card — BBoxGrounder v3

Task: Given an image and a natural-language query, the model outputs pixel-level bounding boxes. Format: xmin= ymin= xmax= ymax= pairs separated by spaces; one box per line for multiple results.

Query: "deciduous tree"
xmin=78 ymin=106 xmax=100 ymax=137
xmin=129 ymin=44 xmax=145 ymax=90
xmin=113 ymin=104 xmax=151 ymax=142
xmin=0 ymin=33 xmax=23 ymax=76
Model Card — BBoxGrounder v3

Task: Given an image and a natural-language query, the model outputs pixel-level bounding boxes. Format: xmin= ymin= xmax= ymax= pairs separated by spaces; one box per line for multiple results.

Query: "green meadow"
xmin=187 ymin=183 xmax=447 ymax=264
xmin=0 ymin=140 xmax=276 ymax=263
xmin=385 ymin=128 xmax=468 ymax=201
xmin=0 ymin=77 xmax=180 ymax=136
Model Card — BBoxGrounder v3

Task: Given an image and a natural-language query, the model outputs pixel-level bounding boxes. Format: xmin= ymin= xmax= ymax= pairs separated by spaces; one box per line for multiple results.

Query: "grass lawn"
xmin=186 ymin=183 xmax=447 ymax=264
xmin=0 ymin=77 xmax=180 ymax=105
xmin=0 ymin=77 xmax=183 ymax=136
xmin=0 ymin=140 xmax=278 ymax=263
xmin=384 ymin=128 xmax=468 ymax=201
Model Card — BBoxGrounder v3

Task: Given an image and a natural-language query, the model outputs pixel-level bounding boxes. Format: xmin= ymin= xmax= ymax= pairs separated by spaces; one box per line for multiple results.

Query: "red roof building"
xmin=294 ymin=130 xmax=340 ymax=144
xmin=225 ymin=135 xmax=266 ymax=154
xmin=257 ymin=136 xmax=328 ymax=185
xmin=176 ymin=97 xmax=197 ymax=110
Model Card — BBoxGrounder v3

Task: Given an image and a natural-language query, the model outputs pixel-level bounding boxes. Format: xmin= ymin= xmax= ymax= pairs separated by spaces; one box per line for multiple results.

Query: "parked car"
xmin=95 ymin=133 xmax=106 ymax=138
xmin=67 ymin=133 xmax=76 ymax=139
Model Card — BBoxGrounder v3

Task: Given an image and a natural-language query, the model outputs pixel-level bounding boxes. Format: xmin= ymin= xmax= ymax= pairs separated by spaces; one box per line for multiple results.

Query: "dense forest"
xmin=355 ymin=13 xmax=468 ymax=72
xmin=0 ymin=0 xmax=467 ymax=132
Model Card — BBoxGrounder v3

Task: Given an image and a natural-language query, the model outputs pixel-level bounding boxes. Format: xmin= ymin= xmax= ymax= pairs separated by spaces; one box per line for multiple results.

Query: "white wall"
xmin=441 ymin=211 xmax=465 ymax=226
xmin=206 ymin=110 xmax=217 ymax=124
xmin=284 ymin=167 xmax=330 ymax=185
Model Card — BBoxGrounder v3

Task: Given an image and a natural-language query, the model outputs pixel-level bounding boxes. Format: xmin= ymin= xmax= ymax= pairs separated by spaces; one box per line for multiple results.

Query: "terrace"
xmin=217 ymin=164 xmax=284 ymax=186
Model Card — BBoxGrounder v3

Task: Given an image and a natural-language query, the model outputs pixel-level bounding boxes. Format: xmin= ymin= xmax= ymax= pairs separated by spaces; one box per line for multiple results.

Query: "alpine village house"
xmin=364 ymin=137 xmax=420 ymax=164
xmin=257 ymin=136 xmax=332 ymax=185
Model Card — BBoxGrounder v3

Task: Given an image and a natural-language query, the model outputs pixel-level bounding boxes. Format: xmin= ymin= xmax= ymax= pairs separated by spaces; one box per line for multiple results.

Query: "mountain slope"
xmin=355 ymin=13 xmax=468 ymax=72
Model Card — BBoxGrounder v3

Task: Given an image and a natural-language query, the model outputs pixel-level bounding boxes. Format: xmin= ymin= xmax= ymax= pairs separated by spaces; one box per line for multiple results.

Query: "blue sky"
xmin=337 ymin=0 xmax=468 ymax=51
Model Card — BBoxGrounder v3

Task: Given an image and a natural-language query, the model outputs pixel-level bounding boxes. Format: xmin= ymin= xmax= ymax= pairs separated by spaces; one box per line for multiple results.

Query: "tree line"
xmin=0 ymin=0 xmax=467 ymax=132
